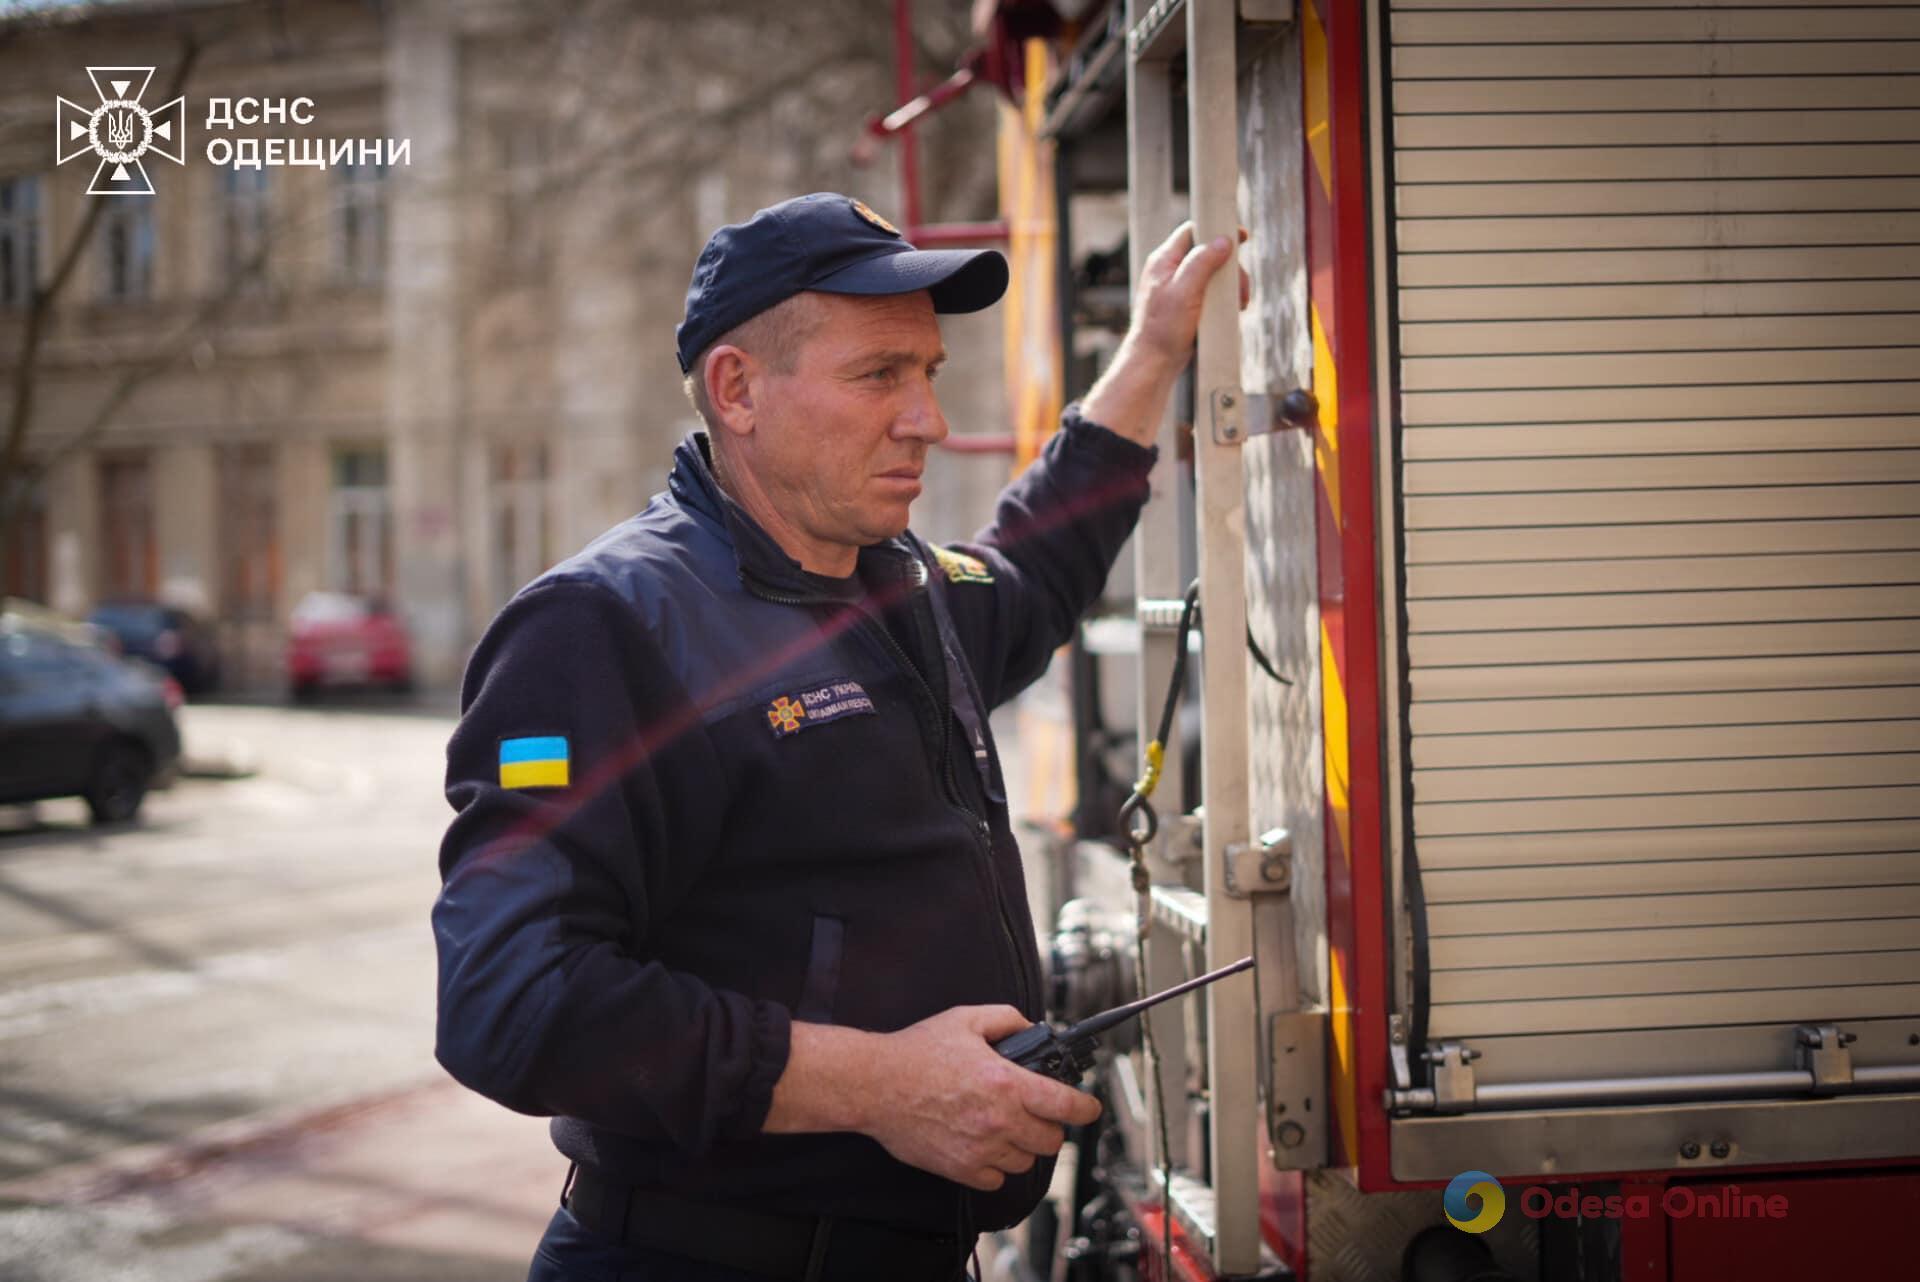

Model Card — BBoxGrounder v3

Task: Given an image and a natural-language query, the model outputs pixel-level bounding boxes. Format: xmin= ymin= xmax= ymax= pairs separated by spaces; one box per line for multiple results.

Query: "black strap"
xmin=562 ymin=1163 xmax=968 ymax=1282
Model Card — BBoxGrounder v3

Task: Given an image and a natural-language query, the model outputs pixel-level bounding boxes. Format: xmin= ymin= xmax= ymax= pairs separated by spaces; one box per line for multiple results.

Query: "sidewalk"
xmin=0 ymin=1078 xmax=562 ymax=1281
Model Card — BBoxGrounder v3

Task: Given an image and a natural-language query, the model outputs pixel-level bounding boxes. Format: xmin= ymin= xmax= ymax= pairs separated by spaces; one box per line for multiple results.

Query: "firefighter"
xmin=432 ymin=192 xmax=1239 ymax=1281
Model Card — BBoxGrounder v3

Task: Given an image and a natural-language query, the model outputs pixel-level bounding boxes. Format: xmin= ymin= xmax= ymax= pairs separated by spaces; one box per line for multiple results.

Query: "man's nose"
xmin=894 ymin=379 xmax=950 ymax=444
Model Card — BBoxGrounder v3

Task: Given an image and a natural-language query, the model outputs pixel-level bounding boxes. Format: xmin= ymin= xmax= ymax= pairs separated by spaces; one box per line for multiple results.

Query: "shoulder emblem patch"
xmin=766 ymin=680 xmax=876 ymax=739
xmin=932 ymin=545 xmax=995 ymax=585
xmin=499 ymin=735 xmax=570 ymax=789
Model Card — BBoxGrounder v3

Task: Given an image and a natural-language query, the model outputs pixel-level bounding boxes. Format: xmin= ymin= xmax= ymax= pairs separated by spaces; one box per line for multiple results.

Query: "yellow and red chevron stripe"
xmin=1303 ymin=0 xmax=1391 ymax=1185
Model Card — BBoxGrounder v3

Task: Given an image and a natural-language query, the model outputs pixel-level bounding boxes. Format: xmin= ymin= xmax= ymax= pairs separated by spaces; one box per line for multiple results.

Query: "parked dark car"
xmin=286 ymin=592 xmax=413 ymax=701
xmin=86 ymin=600 xmax=222 ymax=694
xmin=0 ymin=623 xmax=182 ymax=824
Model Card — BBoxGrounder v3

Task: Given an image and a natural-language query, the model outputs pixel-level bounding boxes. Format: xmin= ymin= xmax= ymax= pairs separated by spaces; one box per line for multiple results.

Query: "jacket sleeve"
xmin=431 ymin=577 xmax=790 ymax=1156
xmin=940 ymin=404 xmax=1157 ymax=709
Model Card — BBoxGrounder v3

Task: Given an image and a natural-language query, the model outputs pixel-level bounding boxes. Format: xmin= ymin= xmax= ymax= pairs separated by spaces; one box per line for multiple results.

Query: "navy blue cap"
xmin=675 ymin=192 xmax=1009 ymax=375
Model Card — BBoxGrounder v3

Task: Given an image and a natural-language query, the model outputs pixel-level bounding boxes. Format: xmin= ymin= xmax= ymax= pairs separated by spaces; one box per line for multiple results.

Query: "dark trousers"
xmin=529 ymin=1206 xmax=775 ymax=1282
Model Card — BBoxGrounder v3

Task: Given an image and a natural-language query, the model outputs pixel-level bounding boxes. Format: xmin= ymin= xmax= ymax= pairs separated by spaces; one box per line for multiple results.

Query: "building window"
xmin=328 ymin=446 xmax=391 ymax=597
xmin=220 ymin=166 xmax=271 ymax=291
xmin=218 ymin=444 xmax=278 ymax=621
xmin=491 ymin=440 xmax=550 ymax=604
xmin=336 ymin=160 xmax=386 ymax=285
xmin=98 ymin=200 xmax=154 ymax=302
xmin=0 ymin=176 xmax=41 ymax=307
xmin=98 ymin=452 xmax=156 ymax=598
xmin=1 ymin=481 xmax=48 ymax=602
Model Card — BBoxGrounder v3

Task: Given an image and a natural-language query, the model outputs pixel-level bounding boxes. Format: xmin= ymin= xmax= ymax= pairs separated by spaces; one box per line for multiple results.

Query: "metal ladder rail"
xmin=1125 ymin=0 xmax=1263 ymax=1274
xmin=1123 ymin=0 xmax=1195 ymax=1199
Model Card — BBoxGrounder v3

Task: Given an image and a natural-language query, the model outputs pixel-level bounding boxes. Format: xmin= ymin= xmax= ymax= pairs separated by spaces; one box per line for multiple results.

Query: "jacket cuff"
xmin=1059 ymin=401 xmax=1160 ymax=473
xmin=720 ymin=998 xmax=793 ymax=1143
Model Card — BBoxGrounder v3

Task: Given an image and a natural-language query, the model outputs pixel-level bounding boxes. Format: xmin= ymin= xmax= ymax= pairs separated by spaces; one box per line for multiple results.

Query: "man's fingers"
xmin=1020 ymin=1074 xmax=1104 ymax=1127
xmin=968 ymin=1004 xmax=1034 ymax=1041
xmin=1007 ymin=1113 xmax=1067 ymax=1158
xmin=966 ymin=1167 xmax=1007 ymax=1192
xmin=1167 ymin=234 xmax=1236 ymax=302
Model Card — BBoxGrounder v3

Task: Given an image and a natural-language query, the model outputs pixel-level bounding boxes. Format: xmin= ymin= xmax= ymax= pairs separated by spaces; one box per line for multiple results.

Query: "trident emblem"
xmin=55 ymin=67 xmax=186 ymax=197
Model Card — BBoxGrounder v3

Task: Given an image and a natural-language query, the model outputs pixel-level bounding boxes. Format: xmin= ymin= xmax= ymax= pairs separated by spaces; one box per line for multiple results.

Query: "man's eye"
xmin=866 ymin=368 xmax=896 ymax=383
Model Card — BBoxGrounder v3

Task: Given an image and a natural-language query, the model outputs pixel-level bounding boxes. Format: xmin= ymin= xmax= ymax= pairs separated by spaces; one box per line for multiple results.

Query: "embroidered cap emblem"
xmin=850 ymin=198 xmax=900 ymax=236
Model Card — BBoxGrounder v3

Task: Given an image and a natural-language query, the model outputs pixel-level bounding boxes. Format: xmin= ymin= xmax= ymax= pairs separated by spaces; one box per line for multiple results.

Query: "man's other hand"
xmin=861 ymin=1004 xmax=1103 ymax=1191
xmin=765 ymin=1006 xmax=1103 ymax=1191
xmin=1080 ymin=221 xmax=1248 ymax=448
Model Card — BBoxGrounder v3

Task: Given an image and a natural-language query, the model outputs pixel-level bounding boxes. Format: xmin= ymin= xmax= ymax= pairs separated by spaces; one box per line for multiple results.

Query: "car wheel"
xmin=291 ymin=680 xmax=318 ymax=704
xmin=84 ymin=741 xmax=150 ymax=825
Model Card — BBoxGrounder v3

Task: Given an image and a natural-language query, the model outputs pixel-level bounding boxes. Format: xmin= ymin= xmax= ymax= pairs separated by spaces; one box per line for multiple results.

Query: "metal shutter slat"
xmin=1407 ymin=519 xmax=1920 ymax=563
xmin=1429 ymin=984 xmax=1920 ymax=1038
xmin=1421 ymin=821 xmax=1920 ymax=872
xmin=1395 ymin=10 xmax=1920 ymax=42
xmin=1414 ymin=787 xmax=1920 ymax=837
xmin=1397 ymin=113 xmax=1920 ymax=150
xmin=1406 ymin=485 xmax=1920 ymax=528
xmin=1413 ymin=688 xmax=1920 ymax=736
xmin=1429 ymin=852 xmax=1920 ymax=902
xmin=1435 ymin=951 xmax=1920 ymax=1006
xmin=1400 ymin=179 xmax=1920 ymax=219
xmin=1412 ymin=654 xmax=1920 ymax=700
xmin=1412 ymin=553 xmax=1920 ymax=597
xmin=1403 ymin=316 xmax=1920 ymax=358
xmin=1407 ymin=451 xmax=1920 ymax=491
xmin=1427 ymin=916 xmax=1920 ymax=971
xmin=1426 ymin=885 xmax=1920 ymax=935
xmin=1404 ymin=349 xmax=1920 ymax=391
xmin=1414 ymin=753 xmax=1920 ymax=803
xmin=1417 ymin=722 xmax=1920 ymax=768
xmin=1396 ymin=77 xmax=1920 ymax=114
xmin=1395 ymin=45 xmax=1920 ymax=80
xmin=1399 ymin=280 xmax=1920 ymax=322
xmin=1405 ymin=421 xmax=1920 ymax=459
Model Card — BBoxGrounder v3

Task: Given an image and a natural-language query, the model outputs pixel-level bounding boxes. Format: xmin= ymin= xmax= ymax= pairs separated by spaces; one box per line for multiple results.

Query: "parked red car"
xmin=286 ymin=592 xmax=413 ymax=701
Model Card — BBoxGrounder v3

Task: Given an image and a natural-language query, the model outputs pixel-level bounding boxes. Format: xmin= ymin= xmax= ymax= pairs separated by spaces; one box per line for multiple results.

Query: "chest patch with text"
xmin=765 ymin=680 xmax=876 ymax=739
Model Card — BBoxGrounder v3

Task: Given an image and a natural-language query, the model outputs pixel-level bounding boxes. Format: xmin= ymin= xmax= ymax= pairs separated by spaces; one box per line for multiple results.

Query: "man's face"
xmin=740 ymin=290 xmax=950 ymax=556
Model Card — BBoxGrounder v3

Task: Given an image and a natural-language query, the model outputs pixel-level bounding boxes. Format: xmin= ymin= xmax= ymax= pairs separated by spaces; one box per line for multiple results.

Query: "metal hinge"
xmin=1428 ymin=1041 xmax=1481 ymax=1114
xmin=1223 ymin=826 xmax=1291 ymax=898
xmin=1798 ymin=1023 xmax=1858 ymax=1094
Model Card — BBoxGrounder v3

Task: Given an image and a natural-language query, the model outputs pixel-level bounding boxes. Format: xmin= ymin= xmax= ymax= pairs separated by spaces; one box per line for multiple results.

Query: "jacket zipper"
xmin=743 ymin=569 xmax=1036 ymax=1013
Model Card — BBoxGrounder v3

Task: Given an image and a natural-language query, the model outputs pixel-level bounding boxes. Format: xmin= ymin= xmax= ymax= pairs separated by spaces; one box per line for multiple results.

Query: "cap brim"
xmin=811 ymin=247 xmax=1008 ymax=314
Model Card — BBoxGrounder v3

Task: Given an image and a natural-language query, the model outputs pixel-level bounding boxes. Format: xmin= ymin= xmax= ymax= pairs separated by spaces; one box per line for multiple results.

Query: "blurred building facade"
xmin=0 ymin=0 xmax=1011 ymax=688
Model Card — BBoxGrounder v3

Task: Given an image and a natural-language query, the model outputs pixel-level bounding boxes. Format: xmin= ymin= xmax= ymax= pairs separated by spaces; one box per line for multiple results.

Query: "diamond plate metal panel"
xmin=1238 ymin=28 xmax=1326 ymax=1006
xmin=1306 ymin=1170 xmax=1540 ymax=1282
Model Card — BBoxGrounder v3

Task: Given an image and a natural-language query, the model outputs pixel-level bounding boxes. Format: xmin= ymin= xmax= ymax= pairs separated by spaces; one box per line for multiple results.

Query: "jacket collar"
xmin=667 ymin=432 xmax=925 ymax=603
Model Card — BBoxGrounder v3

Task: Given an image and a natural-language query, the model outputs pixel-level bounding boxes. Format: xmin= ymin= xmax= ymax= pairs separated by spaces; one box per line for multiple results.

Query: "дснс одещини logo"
xmin=56 ymin=67 xmax=186 ymax=196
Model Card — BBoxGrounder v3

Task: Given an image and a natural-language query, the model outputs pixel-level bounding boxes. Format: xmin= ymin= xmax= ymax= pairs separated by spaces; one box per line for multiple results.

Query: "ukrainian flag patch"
xmin=499 ymin=735 xmax=570 ymax=789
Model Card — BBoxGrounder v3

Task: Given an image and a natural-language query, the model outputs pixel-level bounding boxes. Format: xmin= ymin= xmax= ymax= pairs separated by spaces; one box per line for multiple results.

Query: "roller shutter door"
xmin=1386 ymin=1 xmax=1920 ymax=1085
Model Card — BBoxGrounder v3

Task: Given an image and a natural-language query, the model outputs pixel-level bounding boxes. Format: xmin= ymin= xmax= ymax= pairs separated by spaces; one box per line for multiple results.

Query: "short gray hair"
xmin=681 ymin=292 xmax=826 ymax=428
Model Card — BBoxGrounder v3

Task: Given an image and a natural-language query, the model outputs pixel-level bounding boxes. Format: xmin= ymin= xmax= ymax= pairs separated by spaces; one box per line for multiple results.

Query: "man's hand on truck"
xmin=1081 ymin=220 xmax=1251 ymax=448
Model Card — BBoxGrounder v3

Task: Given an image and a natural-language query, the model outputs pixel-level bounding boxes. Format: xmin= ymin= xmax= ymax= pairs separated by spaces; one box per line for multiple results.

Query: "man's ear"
xmin=705 ymin=345 xmax=756 ymax=438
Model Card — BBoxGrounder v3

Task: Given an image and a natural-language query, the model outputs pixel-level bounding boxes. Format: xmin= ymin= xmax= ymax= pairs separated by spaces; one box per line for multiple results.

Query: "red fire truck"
xmin=870 ymin=0 xmax=1920 ymax=1278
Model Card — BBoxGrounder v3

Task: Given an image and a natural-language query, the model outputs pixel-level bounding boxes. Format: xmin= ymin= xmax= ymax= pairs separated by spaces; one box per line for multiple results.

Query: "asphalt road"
xmin=0 ymin=699 xmax=559 ymax=1281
